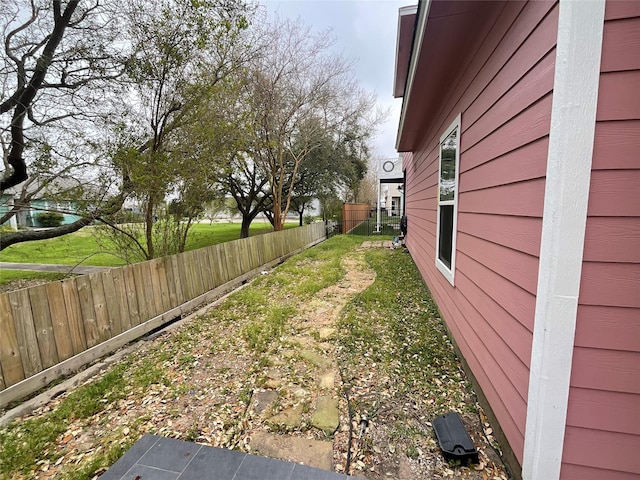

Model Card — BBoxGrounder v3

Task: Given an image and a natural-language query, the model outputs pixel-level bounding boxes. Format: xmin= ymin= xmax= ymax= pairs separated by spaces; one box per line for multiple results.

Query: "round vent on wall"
xmin=382 ymin=161 xmax=395 ymax=172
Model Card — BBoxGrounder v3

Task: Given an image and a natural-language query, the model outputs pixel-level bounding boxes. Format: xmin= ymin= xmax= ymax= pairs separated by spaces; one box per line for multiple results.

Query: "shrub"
xmin=36 ymin=211 xmax=65 ymax=227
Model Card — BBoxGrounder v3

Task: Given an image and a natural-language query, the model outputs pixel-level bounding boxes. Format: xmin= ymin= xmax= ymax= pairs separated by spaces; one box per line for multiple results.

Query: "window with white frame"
xmin=435 ymin=114 xmax=461 ymax=285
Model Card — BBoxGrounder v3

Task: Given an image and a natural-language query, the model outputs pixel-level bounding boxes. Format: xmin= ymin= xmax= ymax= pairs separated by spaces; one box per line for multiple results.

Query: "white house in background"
xmin=376 ymin=156 xmax=404 ymax=219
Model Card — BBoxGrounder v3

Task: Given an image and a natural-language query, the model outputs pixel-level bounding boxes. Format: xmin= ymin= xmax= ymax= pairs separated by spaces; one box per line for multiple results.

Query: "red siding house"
xmin=393 ymin=1 xmax=639 ymax=479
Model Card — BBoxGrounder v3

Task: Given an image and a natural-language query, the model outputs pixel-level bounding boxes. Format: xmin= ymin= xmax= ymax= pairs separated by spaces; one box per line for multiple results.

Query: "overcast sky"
xmin=261 ymin=0 xmax=409 ymax=160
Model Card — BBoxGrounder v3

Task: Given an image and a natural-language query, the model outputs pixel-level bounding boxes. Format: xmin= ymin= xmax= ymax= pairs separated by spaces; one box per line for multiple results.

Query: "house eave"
xmin=393 ymin=5 xmax=418 ymax=99
xmin=395 ymin=1 xmax=506 ymax=152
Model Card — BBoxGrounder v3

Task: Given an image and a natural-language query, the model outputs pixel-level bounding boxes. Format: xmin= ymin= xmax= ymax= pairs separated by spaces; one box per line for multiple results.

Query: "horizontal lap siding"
xmin=405 ymin=0 xmax=558 ymax=465
xmin=561 ymin=4 xmax=640 ymax=478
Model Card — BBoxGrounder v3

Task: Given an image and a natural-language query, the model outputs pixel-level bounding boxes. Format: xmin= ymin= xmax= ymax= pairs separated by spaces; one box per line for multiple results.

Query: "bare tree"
xmin=0 ymin=0 xmax=131 ymax=250
xmin=245 ymin=18 xmax=379 ymax=231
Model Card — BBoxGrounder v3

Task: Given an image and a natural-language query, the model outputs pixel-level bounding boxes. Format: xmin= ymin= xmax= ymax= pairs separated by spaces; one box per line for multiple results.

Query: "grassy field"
xmin=0 ymin=270 xmax=68 ymax=286
xmin=0 ymin=221 xmax=294 ymax=266
xmin=0 ymin=221 xmax=297 ymax=285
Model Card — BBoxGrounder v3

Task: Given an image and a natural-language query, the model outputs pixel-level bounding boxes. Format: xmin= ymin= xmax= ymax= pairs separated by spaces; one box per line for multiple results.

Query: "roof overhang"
xmin=395 ymin=0 xmax=506 ymax=152
xmin=393 ymin=5 xmax=418 ymax=98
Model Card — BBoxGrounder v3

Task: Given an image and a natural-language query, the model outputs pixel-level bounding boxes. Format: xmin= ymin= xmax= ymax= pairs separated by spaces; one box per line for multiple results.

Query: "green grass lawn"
xmin=0 ymin=270 xmax=68 ymax=287
xmin=0 ymin=221 xmax=297 ymax=268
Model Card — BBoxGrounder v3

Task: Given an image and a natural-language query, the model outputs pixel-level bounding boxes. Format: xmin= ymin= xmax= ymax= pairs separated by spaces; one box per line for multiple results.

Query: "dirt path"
xmin=240 ymin=251 xmax=377 ymax=473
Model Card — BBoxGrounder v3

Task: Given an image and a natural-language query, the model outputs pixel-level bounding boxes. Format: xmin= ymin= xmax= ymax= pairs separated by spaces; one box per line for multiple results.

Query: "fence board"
xmin=132 ymin=262 xmax=150 ymax=323
xmin=0 ymin=295 xmax=24 ymax=387
xmin=148 ymin=259 xmax=165 ymax=315
xmin=8 ymin=290 xmax=43 ymax=377
xmin=89 ymin=273 xmax=111 ymax=344
xmin=76 ymin=275 xmax=99 ymax=348
xmin=191 ymin=251 xmax=206 ymax=296
xmin=215 ymin=244 xmax=230 ymax=284
xmin=122 ymin=265 xmax=140 ymax=327
xmin=28 ymin=285 xmax=59 ymax=369
xmin=101 ymin=271 xmax=122 ymax=336
xmin=61 ymin=278 xmax=87 ymax=354
xmin=180 ymin=252 xmax=195 ymax=299
xmin=154 ymin=259 xmax=171 ymax=313
xmin=169 ymin=256 xmax=183 ymax=307
xmin=206 ymin=245 xmax=221 ymax=287
xmin=176 ymin=253 xmax=191 ymax=302
xmin=238 ymin=238 xmax=255 ymax=273
xmin=112 ymin=268 xmax=132 ymax=332
xmin=226 ymin=242 xmax=240 ymax=280
xmin=256 ymin=235 xmax=267 ymax=265
xmin=191 ymin=250 xmax=210 ymax=295
xmin=45 ymin=282 xmax=73 ymax=362
xmin=198 ymin=249 xmax=214 ymax=293
xmin=192 ymin=250 xmax=206 ymax=296
xmin=247 ymin=237 xmax=260 ymax=269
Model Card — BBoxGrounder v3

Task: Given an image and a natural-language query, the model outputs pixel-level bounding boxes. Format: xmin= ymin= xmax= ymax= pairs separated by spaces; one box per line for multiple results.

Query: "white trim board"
xmin=522 ymin=1 xmax=605 ymax=479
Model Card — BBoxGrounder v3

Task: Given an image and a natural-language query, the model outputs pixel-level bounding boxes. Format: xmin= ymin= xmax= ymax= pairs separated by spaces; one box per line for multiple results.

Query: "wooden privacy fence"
xmin=342 ymin=203 xmax=372 ymax=234
xmin=0 ymin=223 xmax=326 ymax=407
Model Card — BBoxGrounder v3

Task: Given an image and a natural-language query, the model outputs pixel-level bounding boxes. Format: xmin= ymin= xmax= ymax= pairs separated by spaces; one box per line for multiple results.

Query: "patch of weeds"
xmin=178 ymin=353 xmax=195 ymax=367
xmin=337 ymin=248 xmax=473 ymax=420
xmin=185 ymin=423 xmax=199 ymax=442
xmin=243 ymin=305 xmax=296 ymax=353
xmin=132 ymin=358 xmax=169 ymax=388
xmin=58 ymin=437 xmax=134 ymax=480
xmin=406 ymin=443 xmax=420 ymax=460
xmin=239 ymin=388 xmax=254 ymax=405
xmin=0 ymin=363 xmax=130 ymax=477
xmin=258 ymin=356 xmax=272 ymax=368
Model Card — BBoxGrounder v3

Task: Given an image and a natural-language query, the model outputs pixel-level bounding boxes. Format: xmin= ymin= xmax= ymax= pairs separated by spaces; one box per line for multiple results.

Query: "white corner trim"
xmin=522 ymin=1 xmax=605 ymax=479
xmin=396 ymin=0 xmax=432 ymax=149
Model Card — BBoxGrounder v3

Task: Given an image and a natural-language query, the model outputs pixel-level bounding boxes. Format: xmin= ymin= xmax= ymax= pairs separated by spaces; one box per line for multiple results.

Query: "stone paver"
xmin=250 ymin=431 xmax=335 ymax=471
xmin=268 ymin=404 xmax=304 ymax=428
xmin=318 ymin=370 xmax=336 ymax=389
xmin=311 ymin=396 xmax=340 ymax=435
xmin=252 ymin=390 xmax=278 ymax=415
xmin=300 ymin=350 xmax=331 ymax=369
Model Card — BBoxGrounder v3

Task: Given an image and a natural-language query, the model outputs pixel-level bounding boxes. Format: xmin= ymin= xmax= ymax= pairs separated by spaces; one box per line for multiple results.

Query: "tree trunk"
xmin=273 ymin=198 xmax=283 ymax=231
xmin=298 ymin=210 xmax=303 ymax=227
xmin=240 ymin=215 xmax=251 ymax=238
xmin=145 ymin=198 xmax=155 ymax=259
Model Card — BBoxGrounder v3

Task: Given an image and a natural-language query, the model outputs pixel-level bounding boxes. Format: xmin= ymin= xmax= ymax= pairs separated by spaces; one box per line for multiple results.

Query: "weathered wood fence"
xmin=342 ymin=203 xmax=372 ymax=234
xmin=0 ymin=223 xmax=326 ymax=407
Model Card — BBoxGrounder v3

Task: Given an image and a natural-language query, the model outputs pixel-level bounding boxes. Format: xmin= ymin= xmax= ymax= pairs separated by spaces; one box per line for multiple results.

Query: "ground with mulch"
xmin=0 ymin=236 xmax=510 ymax=480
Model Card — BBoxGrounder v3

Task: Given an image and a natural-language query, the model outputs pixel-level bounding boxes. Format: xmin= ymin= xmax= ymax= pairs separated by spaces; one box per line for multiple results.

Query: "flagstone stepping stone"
xmin=318 ymin=370 xmax=336 ymax=389
xmin=318 ymin=328 xmax=335 ymax=340
xmin=267 ymin=404 xmax=304 ymax=428
xmin=250 ymin=431 xmax=334 ymax=470
xmin=311 ymin=396 xmax=340 ymax=435
xmin=300 ymin=350 xmax=331 ymax=369
xmin=252 ymin=390 xmax=278 ymax=415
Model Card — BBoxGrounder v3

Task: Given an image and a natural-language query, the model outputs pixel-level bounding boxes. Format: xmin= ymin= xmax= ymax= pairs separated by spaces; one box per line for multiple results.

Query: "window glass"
xmin=439 ymin=129 xmax=457 ymax=202
xmin=435 ymin=115 xmax=460 ymax=285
